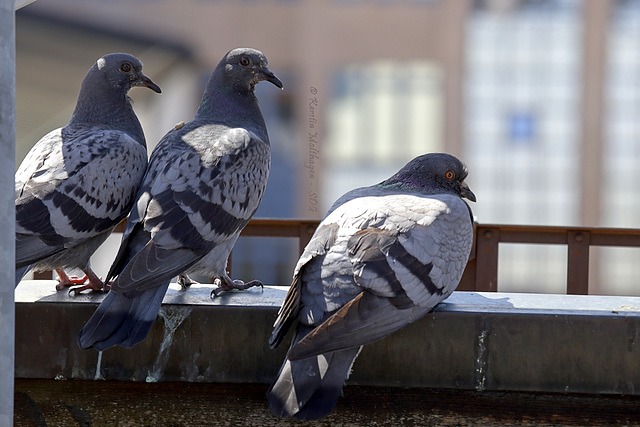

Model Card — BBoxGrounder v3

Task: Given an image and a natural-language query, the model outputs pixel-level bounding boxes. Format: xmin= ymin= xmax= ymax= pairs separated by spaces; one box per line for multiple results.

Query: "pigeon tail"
xmin=267 ymin=324 xmax=362 ymax=420
xmin=15 ymin=265 xmax=30 ymax=288
xmin=77 ymin=281 xmax=170 ymax=350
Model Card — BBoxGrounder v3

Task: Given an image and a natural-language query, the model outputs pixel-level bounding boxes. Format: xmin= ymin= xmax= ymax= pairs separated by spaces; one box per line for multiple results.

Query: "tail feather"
xmin=267 ymin=325 xmax=362 ymax=420
xmin=15 ymin=265 xmax=31 ymax=288
xmin=77 ymin=282 xmax=170 ymax=351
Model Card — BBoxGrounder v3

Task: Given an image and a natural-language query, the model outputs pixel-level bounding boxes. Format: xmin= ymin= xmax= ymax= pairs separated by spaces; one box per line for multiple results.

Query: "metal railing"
xmin=34 ymin=219 xmax=640 ymax=295
xmin=460 ymin=224 xmax=640 ymax=294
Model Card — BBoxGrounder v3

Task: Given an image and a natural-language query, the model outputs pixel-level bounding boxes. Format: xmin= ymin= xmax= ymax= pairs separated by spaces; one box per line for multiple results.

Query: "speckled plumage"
xmin=15 ymin=53 xmax=161 ymax=290
xmin=77 ymin=48 xmax=283 ymax=351
xmin=267 ymin=153 xmax=476 ymax=421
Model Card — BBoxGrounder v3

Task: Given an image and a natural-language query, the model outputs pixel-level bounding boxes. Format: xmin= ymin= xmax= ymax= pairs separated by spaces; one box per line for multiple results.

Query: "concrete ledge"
xmin=15 ymin=281 xmax=640 ymax=395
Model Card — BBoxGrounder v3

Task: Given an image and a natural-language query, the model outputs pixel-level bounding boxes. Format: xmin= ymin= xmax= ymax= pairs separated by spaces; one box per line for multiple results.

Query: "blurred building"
xmin=466 ymin=0 xmax=640 ymax=295
xmin=466 ymin=0 xmax=583 ymax=294
xmin=14 ymin=0 xmax=640 ymax=294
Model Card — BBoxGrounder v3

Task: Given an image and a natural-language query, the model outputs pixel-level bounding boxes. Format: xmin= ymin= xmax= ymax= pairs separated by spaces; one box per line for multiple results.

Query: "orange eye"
xmin=120 ymin=63 xmax=132 ymax=72
xmin=445 ymin=171 xmax=455 ymax=179
xmin=240 ymin=57 xmax=250 ymax=66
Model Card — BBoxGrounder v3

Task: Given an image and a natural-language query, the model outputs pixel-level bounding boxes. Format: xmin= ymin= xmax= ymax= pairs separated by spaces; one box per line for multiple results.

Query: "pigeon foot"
xmin=63 ymin=269 xmax=108 ymax=295
xmin=177 ymin=274 xmax=197 ymax=291
xmin=210 ymin=278 xmax=263 ymax=298
xmin=55 ymin=269 xmax=89 ymax=290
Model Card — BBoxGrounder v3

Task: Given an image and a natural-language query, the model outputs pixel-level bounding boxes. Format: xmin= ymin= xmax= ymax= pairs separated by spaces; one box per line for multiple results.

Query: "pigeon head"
xmin=380 ymin=153 xmax=476 ymax=202
xmin=90 ymin=53 xmax=162 ymax=95
xmin=216 ymin=48 xmax=283 ymax=92
xmin=70 ymin=53 xmax=160 ymax=142
xmin=195 ymin=48 xmax=283 ymax=128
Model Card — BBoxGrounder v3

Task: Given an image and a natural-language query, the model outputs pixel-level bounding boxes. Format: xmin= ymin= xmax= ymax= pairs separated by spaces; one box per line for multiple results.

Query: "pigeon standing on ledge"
xmin=267 ymin=153 xmax=476 ymax=421
xmin=77 ymin=48 xmax=283 ymax=351
xmin=15 ymin=53 xmax=161 ymax=293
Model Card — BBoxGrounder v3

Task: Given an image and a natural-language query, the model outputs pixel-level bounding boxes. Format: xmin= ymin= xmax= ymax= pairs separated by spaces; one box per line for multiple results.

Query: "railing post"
xmin=298 ymin=222 xmax=316 ymax=255
xmin=0 ymin=1 xmax=15 ymax=423
xmin=567 ymin=230 xmax=590 ymax=294
xmin=475 ymin=226 xmax=500 ymax=292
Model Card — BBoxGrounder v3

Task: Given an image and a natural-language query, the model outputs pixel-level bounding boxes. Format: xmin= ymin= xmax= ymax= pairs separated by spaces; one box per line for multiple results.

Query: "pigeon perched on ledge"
xmin=15 ymin=53 xmax=161 ymax=293
xmin=267 ymin=153 xmax=476 ymax=421
xmin=77 ymin=47 xmax=283 ymax=351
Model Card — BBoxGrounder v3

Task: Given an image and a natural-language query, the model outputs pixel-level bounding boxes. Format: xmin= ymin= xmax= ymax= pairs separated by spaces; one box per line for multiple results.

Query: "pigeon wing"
xmin=15 ymin=126 xmax=147 ymax=267
xmin=288 ymin=196 xmax=473 ymax=360
xmin=269 ymin=222 xmax=340 ymax=349
xmin=108 ymin=125 xmax=270 ymax=293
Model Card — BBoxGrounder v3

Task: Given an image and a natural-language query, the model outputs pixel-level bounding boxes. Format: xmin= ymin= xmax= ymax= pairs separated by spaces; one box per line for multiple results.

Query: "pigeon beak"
xmin=460 ymin=182 xmax=476 ymax=202
xmin=133 ymin=73 xmax=162 ymax=94
xmin=258 ymin=67 xmax=284 ymax=90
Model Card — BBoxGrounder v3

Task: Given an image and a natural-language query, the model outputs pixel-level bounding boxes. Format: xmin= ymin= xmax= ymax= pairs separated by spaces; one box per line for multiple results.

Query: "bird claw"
xmin=68 ymin=287 xmax=82 ymax=297
xmin=67 ymin=281 xmax=110 ymax=296
xmin=56 ymin=269 xmax=91 ymax=291
xmin=210 ymin=279 xmax=263 ymax=299
xmin=56 ymin=274 xmax=89 ymax=290
xmin=177 ymin=274 xmax=197 ymax=291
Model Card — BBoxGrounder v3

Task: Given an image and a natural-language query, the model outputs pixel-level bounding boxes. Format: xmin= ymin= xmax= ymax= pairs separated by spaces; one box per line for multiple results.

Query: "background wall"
xmin=16 ymin=0 xmax=640 ymax=295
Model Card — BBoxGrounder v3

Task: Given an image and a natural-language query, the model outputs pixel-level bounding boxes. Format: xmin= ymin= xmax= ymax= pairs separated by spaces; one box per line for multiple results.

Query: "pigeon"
xmin=267 ymin=153 xmax=476 ymax=420
xmin=15 ymin=53 xmax=161 ymax=293
xmin=77 ymin=48 xmax=283 ymax=351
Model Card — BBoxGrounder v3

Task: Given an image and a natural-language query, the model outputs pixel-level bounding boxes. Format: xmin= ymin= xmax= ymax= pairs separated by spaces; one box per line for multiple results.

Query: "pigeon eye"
xmin=120 ymin=63 xmax=132 ymax=73
xmin=445 ymin=171 xmax=455 ymax=179
xmin=239 ymin=57 xmax=251 ymax=67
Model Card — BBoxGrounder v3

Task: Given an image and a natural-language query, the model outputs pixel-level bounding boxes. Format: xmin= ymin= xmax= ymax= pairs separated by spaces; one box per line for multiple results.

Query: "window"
xmin=323 ymin=61 xmax=444 ymax=209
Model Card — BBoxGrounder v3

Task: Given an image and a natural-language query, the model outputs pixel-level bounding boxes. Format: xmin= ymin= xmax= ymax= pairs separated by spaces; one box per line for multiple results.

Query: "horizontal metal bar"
xmin=478 ymin=224 xmax=640 ymax=247
xmin=498 ymin=230 xmax=568 ymax=245
xmin=589 ymin=233 xmax=640 ymax=247
xmin=240 ymin=218 xmax=319 ymax=238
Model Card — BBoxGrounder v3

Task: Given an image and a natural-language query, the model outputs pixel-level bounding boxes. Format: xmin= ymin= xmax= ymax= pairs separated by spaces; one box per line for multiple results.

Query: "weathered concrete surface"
xmin=15 ymin=282 xmax=640 ymax=396
xmin=14 ymin=379 xmax=640 ymax=426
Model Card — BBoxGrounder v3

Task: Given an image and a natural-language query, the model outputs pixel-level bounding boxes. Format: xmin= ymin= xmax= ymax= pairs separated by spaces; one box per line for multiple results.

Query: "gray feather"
xmin=77 ymin=282 xmax=170 ymax=350
xmin=268 ymin=324 xmax=361 ymax=421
